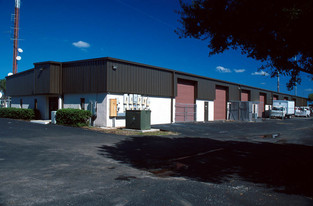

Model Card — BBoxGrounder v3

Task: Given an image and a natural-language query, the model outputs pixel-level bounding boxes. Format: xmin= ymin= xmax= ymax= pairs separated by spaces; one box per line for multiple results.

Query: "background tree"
xmin=309 ymin=93 xmax=313 ymax=101
xmin=177 ymin=0 xmax=313 ymax=90
xmin=0 ymin=79 xmax=6 ymax=97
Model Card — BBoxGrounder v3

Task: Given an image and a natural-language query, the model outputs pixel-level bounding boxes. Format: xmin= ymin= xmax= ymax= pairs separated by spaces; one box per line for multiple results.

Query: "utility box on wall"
xmin=126 ymin=110 xmax=151 ymax=130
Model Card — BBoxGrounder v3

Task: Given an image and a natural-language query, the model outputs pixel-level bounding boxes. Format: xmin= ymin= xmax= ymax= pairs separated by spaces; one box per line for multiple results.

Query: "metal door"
xmin=204 ymin=102 xmax=209 ymax=121
xmin=259 ymin=93 xmax=266 ymax=118
xmin=241 ymin=90 xmax=249 ymax=101
xmin=49 ymin=97 xmax=58 ymax=119
xmin=214 ymin=86 xmax=227 ymax=120
xmin=175 ymin=79 xmax=195 ymax=122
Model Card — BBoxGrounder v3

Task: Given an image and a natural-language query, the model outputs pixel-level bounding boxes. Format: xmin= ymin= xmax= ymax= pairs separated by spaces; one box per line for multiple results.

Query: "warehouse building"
xmin=6 ymin=57 xmax=307 ymax=127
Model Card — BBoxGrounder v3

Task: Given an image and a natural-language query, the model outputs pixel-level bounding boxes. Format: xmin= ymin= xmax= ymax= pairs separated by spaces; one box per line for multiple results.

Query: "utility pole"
xmin=12 ymin=0 xmax=21 ymax=74
xmin=294 ymin=56 xmax=297 ymax=96
xmin=277 ymin=71 xmax=280 ymax=93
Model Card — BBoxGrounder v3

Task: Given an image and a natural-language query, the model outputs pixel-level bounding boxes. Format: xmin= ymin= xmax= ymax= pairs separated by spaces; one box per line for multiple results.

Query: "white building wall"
xmin=196 ymin=100 xmax=205 ymax=122
xmin=149 ymin=96 xmax=172 ymax=125
xmin=36 ymin=96 xmax=48 ymax=119
xmin=10 ymin=95 xmax=49 ymax=119
xmin=63 ymin=93 xmax=107 ymax=127
xmin=195 ymin=100 xmax=214 ymax=122
xmin=105 ymin=94 xmax=172 ymax=127
xmin=11 ymin=96 xmax=31 ymax=109
xmin=209 ymin=101 xmax=214 ymax=121
xmin=105 ymin=94 xmax=125 ymax=128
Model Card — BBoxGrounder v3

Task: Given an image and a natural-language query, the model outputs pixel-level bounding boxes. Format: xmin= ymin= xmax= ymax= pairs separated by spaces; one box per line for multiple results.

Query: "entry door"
xmin=204 ymin=102 xmax=209 ymax=122
xmin=49 ymin=97 xmax=59 ymax=119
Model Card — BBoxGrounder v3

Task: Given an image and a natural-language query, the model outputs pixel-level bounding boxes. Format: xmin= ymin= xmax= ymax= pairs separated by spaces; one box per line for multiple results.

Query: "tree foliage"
xmin=0 ymin=79 xmax=5 ymax=96
xmin=309 ymin=93 xmax=313 ymax=101
xmin=177 ymin=0 xmax=313 ymax=90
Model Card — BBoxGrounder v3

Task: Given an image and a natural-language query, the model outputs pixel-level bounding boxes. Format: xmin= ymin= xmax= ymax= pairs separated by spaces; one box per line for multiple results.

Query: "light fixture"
xmin=112 ymin=65 xmax=118 ymax=70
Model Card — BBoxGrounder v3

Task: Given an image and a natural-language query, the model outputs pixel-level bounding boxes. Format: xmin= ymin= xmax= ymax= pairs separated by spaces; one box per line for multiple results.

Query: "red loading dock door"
xmin=273 ymin=96 xmax=278 ymax=100
xmin=214 ymin=86 xmax=227 ymax=120
xmin=175 ymin=79 xmax=195 ymax=122
xmin=241 ymin=90 xmax=249 ymax=101
xmin=259 ymin=93 xmax=266 ymax=117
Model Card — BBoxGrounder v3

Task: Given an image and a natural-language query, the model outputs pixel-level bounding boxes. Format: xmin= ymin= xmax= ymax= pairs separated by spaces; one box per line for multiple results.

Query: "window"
xmin=80 ymin=98 xmax=85 ymax=110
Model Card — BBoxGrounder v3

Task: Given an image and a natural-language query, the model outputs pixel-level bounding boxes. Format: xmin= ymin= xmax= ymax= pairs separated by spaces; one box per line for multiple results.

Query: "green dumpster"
xmin=126 ymin=110 xmax=151 ymax=130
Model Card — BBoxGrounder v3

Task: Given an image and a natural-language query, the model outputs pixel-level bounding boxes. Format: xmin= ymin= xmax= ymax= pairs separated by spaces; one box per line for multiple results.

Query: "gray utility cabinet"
xmin=126 ymin=110 xmax=151 ymax=130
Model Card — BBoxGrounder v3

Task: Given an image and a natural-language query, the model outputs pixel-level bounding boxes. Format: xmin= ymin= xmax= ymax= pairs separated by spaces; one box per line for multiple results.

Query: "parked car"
xmin=295 ymin=107 xmax=310 ymax=117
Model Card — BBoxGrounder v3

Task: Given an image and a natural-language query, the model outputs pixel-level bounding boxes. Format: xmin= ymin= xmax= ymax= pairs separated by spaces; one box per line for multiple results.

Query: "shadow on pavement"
xmin=98 ymin=136 xmax=313 ymax=198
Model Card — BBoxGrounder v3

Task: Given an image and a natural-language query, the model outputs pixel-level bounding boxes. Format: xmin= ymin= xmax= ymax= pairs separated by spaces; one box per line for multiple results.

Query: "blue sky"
xmin=0 ymin=0 xmax=312 ymax=98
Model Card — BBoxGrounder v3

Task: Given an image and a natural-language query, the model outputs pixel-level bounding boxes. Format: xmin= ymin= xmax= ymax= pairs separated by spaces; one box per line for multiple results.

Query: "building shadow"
xmin=98 ymin=136 xmax=313 ymax=198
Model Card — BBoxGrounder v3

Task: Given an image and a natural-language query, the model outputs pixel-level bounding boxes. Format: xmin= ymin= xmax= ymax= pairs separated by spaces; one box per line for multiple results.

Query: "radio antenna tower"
xmin=12 ymin=0 xmax=21 ymax=74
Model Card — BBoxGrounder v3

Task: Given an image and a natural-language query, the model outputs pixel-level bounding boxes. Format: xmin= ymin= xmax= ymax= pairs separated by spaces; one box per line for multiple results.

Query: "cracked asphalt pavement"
xmin=0 ymin=117 xmax=313 ymax=206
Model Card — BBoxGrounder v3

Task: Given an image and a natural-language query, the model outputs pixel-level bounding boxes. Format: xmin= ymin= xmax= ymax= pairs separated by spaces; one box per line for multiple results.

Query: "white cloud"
xmin=72 ymin=41 xmax=90 ymax=48
xmin=305 ymin=88 xmax=313 ymax=92
xmin=216 ymin=66 xmax=231 ymax=73
xmin=251 ymin=71 xmax=269 ymax=76
xmin=260 ymin=82 xmax=266 ymax=85
xmin=234 ymin=69 xmax=245 ymax=73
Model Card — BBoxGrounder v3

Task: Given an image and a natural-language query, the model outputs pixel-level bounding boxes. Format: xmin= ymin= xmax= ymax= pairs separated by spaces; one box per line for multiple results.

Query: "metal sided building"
xmin=6 ymin=57 xmax=308 ymax=127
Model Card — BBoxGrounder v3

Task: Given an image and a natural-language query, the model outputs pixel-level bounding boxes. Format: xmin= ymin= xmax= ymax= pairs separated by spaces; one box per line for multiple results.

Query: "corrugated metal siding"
xmin=34 ymin=64 xmax=50 ymax=94
xmin=50 ymin=64 xmax=61 ymax=94
xmin=250 ymin=90 xmax=260 ymax=102
xmin=62 ymin=60 xmax=106 ymax=94
xmin=265 ymin=92 xmax=271 ymax=104
xmin=229 ymin=85 xmax=240 ymax=101
xmin=197 ymin=79 xmax=215 ymax=100
xmin=6 ymin=70 xmax=34 ymax=96
xmin=107 ymin=61 xmax=172 ymax=97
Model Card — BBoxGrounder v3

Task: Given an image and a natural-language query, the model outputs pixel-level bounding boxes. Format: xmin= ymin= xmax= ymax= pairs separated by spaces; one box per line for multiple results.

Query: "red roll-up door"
xmin=175 ymin=79 xmax=195 ymax=122
xmin=273 ymin=95 xmax=278 ymax=100
xmin=214 ymin=86 xmax=227 ymax=120
xmin=259 ymin=93 xmax=266 ymax=117
xmin=241 ymin=90 xmax=249 ymax=101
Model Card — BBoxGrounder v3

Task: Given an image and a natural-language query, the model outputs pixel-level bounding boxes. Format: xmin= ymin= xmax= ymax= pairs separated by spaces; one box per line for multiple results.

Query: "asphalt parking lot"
xmin=0 ymin=117 xmax=313 ymax=206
